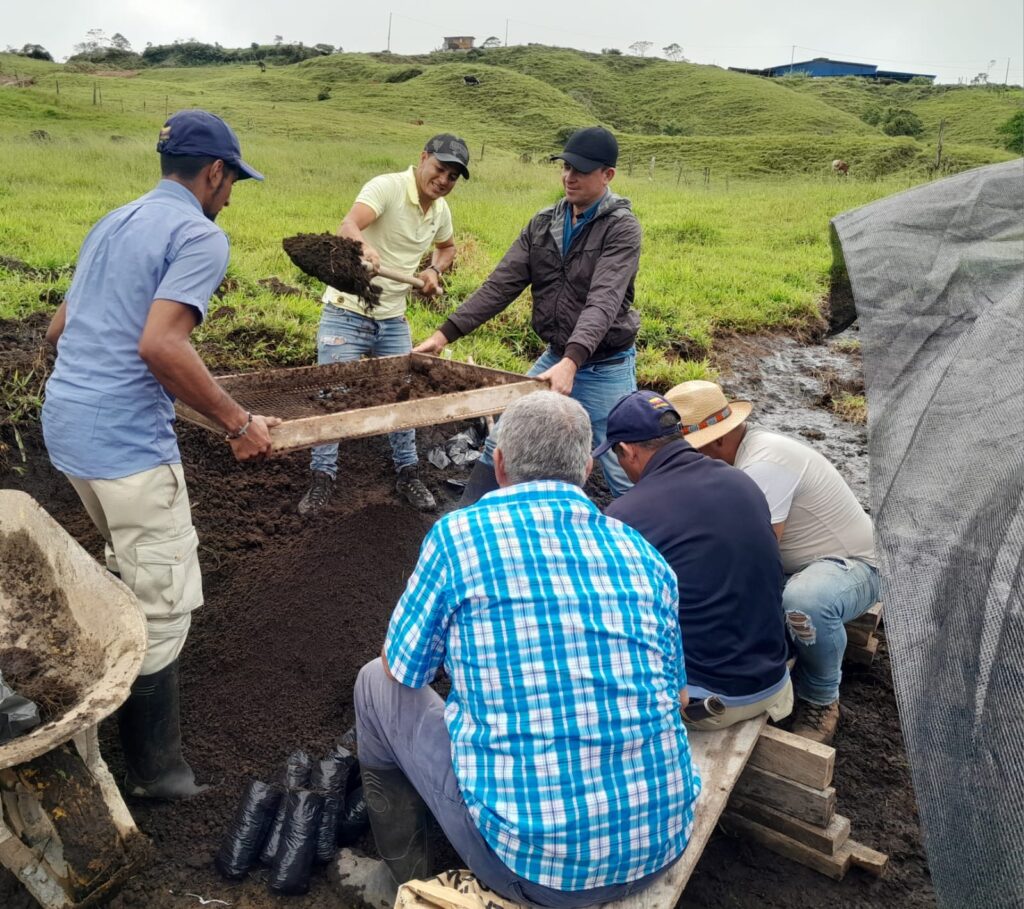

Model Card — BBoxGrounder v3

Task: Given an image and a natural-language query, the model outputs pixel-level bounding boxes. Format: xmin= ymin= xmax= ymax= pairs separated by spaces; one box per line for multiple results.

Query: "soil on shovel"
xmin=282 ymin=233 xmax=381 ymax=309
xmin=0 ymin=313 xmax=933 ymax=909
xmin=0 ymin=529 xmax=103 ymax=720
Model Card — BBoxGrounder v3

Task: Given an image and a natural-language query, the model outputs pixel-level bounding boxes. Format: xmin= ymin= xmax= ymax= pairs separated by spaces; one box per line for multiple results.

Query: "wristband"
xmin=225 ymin=412 xmax=253 ymax=441
xmin=425 ymin=264 xmax=442 ymax=277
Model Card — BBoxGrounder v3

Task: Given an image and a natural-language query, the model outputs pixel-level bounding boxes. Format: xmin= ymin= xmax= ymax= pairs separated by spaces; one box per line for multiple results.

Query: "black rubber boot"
xmin=118 ymin=659 xmax=209 ymax=799
xmin=361 ymin=766 xmax=431 ymax=897
xmin=458 ymin=461 xmax=499 ymax=507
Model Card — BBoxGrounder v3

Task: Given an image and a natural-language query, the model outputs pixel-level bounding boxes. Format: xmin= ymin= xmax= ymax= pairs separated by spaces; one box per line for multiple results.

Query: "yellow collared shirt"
xmin=323 ymin=166 xmax=454 ymax=320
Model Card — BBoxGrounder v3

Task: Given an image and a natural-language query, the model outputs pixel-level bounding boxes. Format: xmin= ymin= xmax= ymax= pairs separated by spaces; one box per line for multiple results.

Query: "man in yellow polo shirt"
xmin=298 ymin=135 xmax=468 ymax=515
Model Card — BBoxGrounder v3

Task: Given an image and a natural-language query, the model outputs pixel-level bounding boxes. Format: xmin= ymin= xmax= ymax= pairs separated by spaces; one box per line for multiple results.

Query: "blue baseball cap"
xmin=156 ymin=109 xmax=264 ymax=181
xmin=593 ymin=390 xmax=682 ymax=458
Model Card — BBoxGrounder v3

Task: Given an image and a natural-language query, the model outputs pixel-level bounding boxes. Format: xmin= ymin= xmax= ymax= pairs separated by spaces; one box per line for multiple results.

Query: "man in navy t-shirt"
xmin=601 ymin=391 xmax=791 ymax=729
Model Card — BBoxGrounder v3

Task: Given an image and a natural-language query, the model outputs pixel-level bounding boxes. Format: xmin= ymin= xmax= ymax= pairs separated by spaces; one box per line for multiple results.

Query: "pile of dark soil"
xmin=0 ymin=529 xmax=102 ymax=720
xmin=311 ymin=361 xmax=480 ymax=414
xmin=282 ymin=234 xmax=381 ymax=309
xmin=0 ymin=313 xmax=934 ymax=909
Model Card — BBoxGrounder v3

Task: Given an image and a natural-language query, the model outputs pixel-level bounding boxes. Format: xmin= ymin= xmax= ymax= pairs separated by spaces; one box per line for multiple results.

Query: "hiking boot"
xmin=395 ymin=465 xmax=435 ymax=511
xmin=790 ymin=698 xmax=840 ymax=745
xmin=298 ymin=470 xmax=334 ymax=516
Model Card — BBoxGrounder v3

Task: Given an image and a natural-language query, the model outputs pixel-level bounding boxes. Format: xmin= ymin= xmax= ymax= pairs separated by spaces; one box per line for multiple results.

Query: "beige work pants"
xmin=67 ymin=464 xmax=203 ymax=676
xmin=683 ymin=677 xmax=794 ymax=731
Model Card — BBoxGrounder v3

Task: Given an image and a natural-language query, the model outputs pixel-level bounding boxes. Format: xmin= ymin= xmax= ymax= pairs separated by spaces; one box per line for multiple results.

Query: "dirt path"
xmin=0 ymin=317 xmax=932 ymax=909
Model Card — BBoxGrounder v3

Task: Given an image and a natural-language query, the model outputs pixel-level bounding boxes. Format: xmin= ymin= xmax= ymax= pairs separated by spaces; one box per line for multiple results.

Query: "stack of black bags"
xmin=215 ymin=744 xmax=369 ymax=895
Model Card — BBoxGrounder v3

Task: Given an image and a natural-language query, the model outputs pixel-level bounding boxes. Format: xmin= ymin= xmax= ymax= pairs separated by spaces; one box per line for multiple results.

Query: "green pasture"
xmin=0 ymin=48 xmax=1018 ymax=389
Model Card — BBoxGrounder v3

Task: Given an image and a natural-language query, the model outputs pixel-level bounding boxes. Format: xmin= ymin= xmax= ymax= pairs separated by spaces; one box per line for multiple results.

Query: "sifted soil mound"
xmin=0 ymin=314 xmax=933 ymax=908
xmin=282 ymin=234 xmax=381 ymax=309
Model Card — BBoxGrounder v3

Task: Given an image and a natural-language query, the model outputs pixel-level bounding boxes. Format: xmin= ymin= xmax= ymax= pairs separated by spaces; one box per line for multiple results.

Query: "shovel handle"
xmin=362 ymin=261 xmax=426 ymax=290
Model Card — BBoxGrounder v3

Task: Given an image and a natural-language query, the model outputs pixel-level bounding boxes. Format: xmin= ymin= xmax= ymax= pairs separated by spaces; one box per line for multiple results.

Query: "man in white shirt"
xmin=297 ymin=135 xmax=468 ymax=516
xmin=665 ymin=380 xmax=879 ymax=744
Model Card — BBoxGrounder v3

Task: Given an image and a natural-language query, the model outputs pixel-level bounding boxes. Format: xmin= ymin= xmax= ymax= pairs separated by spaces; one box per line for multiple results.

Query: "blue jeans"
xmin=309 ymin=306 xmax=418 ymax=479
xmin=783 ymin=557 xmax=881 ymax=705
xmin=354 ymin=659 xmax=671 ymax=908
xmin=481 ymin=347 xmax=637 ymax=497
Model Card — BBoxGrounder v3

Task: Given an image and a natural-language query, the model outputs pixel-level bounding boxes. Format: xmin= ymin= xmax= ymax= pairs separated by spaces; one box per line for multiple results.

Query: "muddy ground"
xmin=0 ymin=315 xmax=934 ymax=909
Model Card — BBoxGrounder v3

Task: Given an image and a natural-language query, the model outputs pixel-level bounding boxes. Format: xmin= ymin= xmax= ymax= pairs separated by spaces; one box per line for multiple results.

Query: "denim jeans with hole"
xmin=480 ymin=346 xmax=638 ymax=497
xmin=309 ymin=305 xmax=418 ymax=478
xmin=782 ymin=557 xmax=880 ymax=705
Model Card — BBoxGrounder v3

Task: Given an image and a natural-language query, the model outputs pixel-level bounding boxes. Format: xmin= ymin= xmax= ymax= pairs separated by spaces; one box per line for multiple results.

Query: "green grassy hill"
xmin=778 ymin=74 xmax=1023 ymax=149
xmin=1 ymin=46 xmax=1015 ymax=178
xmin=0 ymin=45 xmax=1018 ymax=399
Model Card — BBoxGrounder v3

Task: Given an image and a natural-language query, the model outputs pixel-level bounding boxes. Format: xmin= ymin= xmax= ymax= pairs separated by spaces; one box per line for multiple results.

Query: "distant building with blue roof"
xmin=731 ymin=57 xmax=935 ymax=83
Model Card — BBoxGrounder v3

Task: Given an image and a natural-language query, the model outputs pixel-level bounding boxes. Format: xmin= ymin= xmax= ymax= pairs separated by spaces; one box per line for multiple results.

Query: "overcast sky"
xmin=5 ymin=0 xmax=1022 ymax=85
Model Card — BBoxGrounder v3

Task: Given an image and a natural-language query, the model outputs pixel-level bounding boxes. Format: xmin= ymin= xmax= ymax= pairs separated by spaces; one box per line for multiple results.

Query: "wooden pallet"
xmin=723 ymin=725 xmax=888 ymax=883
xmin=844 ymin=603 xmax=883 ymax=667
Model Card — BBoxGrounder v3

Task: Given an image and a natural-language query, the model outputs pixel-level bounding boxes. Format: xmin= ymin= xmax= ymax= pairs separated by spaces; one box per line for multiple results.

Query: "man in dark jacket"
xmin=414 ymin=127 xmax=640 ymax=501
xmin=601 ymin=391 xmax=793 ymax=730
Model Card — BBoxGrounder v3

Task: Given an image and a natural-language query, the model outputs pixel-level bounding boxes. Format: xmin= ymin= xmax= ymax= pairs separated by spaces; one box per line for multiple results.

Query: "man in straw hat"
xmin=664 ymin=381 xmax=879 ymax=744
xmin=599 ymin=391 xmax=792 ymax=730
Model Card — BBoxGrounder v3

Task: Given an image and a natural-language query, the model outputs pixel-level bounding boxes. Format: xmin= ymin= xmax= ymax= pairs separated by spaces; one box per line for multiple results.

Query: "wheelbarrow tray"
xmin=175 ymin=353 xmax=545 ymax=454
xmin=0 ymin=491 xmax=146 ymax=770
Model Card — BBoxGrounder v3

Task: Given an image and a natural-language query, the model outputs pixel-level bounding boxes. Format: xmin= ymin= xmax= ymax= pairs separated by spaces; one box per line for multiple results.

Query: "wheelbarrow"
xmin=0 ymin=490 xmax=149 ymax=908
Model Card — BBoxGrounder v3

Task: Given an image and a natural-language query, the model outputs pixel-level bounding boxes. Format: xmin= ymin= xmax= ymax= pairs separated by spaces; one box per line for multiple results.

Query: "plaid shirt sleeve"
xmin=657 ymin=562 xmax=687 ymax=693
xmin=383 ymin=522 xmax=454 ymax=688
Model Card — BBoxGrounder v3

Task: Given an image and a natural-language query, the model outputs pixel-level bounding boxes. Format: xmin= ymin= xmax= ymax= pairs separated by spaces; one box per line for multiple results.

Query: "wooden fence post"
xmin=480 ymin=142 xmax=485 ymax=161
xmin=93 ymin=83 xmax=97 ymax=105
xmin=676 ymin=163 xmax=683 ymax=187
xmin=703 ymin=166 xmax=710 ymax=187
xmin=628 ymin=157 xmax=634 ymax=177
xmin=55 ymin=78 xmax=60 ymax=95
xmin=648 ymin=155 xmax=656 ymax=180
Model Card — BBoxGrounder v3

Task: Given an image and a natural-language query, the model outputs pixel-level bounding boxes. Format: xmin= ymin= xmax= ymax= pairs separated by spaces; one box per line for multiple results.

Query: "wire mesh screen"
xmin=832 ymin=159 xmax=1024 ymax=909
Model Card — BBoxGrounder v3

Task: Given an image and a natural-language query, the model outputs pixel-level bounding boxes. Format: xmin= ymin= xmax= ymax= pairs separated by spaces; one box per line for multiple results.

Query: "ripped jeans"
xmin=782 ymin=557 xmax=880 ymax=706
xmin=309 ymin=305 xmax=418 ymax=479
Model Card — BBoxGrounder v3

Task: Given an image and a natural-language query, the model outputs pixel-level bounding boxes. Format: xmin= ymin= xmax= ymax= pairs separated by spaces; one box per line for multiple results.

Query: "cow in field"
xmin=832 ymin=159 xmax=849 ymax=176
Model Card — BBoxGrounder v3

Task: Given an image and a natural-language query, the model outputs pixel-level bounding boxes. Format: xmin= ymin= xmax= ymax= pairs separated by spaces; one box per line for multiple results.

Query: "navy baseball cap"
xmin=157 ymin=109 xmax=264 ymax=181
xmin=593 ymin=390 xmax=682 ymax=458
xmin=425 ymin=133 xmax=471 ymax=179
xmin=552 ymin=126 xmax=618 ymax=173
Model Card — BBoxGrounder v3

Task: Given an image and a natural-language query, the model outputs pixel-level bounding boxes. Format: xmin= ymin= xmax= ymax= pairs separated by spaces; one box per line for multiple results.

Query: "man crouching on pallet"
xmin=346 ymin=392 xmax=701 ymax=908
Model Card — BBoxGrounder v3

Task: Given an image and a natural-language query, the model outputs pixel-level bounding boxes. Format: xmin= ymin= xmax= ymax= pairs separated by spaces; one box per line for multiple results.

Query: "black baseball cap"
xmin=553 ymin=126 xmax=618 ymax=173
xmin=425 ymin=133 xmax=471 ymax=179
xmin=593 ymin=391 xmax=682 ymax=457
xmin=156 ymin=109 xmax=264 ymax=181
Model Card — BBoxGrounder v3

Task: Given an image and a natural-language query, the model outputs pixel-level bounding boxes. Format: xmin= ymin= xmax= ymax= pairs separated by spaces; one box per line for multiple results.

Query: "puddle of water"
xmin=713 ymin=329 xmax=869 ymax=509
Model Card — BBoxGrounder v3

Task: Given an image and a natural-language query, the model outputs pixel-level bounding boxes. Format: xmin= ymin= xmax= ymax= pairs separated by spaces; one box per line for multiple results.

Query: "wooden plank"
xmin=749 ymin=725 xmax=835 ymax=789
xmin=603 ymin=717 xmax=767 ymax=909
xmin=176 ymin=355 xmax=546 ymax=453
xmin=849 ymin=840 xmax=889 ymax=877
xmin=847 ymin=603 xmax=883 ymax=633
xmin=733 ymin=765 xmax=836 ymax=827
xmin=728 ymin=797 xmax=850 ymax=855
xmin=845 ymin=624 xmax=876 ymax=647
xmin=844 ymin=635 xmax=880 ymax=666
xmin=720 ymin=812 xmax=853 ymax=880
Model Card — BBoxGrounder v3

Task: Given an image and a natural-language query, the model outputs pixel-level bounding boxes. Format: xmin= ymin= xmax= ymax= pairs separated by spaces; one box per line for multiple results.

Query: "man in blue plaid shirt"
xmin=352 ymin=392 xmax=701 ymax=908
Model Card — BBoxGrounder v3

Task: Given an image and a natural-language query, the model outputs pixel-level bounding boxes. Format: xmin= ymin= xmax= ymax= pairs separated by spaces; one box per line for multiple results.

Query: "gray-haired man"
xmin=348 ymin=392 xmax=700 ymax=908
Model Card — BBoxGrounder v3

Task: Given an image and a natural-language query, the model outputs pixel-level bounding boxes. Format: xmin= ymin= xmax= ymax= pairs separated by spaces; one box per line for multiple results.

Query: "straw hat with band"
xmin=664 ymin=380 xmax=752 ymax=449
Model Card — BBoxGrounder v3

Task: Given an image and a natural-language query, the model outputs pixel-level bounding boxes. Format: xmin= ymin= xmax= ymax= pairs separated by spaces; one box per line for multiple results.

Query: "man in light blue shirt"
xmin=349 ymin=392 xmax=700 ymax=908
xmin=42 ymin=109 xmax=277 ymax=799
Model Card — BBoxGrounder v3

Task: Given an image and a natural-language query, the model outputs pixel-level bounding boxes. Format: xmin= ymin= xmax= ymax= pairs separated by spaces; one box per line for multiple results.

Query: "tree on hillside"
xmin=74 ymin=27 xmax=109 ymax=55
xmin=996 ymin=111 xmax=1024 ymax=154
xmin=314 ymin=43 xmax=334 ymax=56
xmin=110 ymin=32 xmax=132 ymax=52
xmin=601 ymin=48 xmax=623 ymax=55
xmin=17 ymin=43 xmax=53 ymax=61
xmin=274 ymin=35 xmax=283 ymax=46
xmin=482 ymin=36 xmax=502 ymax=48
xmin=629 ymin=40 xmax=653 ymax=56
xmin=662 ymin=43 xmax=684 ymax=61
